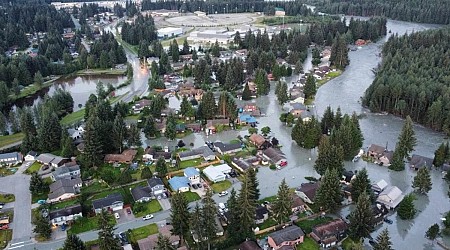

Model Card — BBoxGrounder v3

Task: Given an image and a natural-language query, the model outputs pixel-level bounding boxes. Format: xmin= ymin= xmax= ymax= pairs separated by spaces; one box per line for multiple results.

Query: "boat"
xmin=352 ymin=149 xmax=364 ymax=162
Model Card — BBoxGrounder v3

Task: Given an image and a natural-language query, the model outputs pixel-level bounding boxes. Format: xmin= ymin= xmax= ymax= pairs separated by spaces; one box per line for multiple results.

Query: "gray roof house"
xmin=92 ymin=193 xmax=124 ymax=214
xmin=36 ymin=153 xmax=69 ymax=167
xmin=49 ymin=204 xmax=82 ymax=226
xmin=214 ymin=141 xmax=242 ymax=155
xmin=147 ymin=177 xmax=166 ymax=196
xmin=262 ymin=148 xmax=287 ymax=165
xmin=51 ymin=164 xmax=81 ymax=181
xmin=178 ymin=146 xmax=215 ymax=162
xmin=131 ymin=186 xmax=152 ymax=203
xmin=48 ymin=178 xmax=82 ymax=203
xmin=409 ymin=154 xmax=433 ymax=170
xmin=267 ymin=225 xmax=305 ymax=249
xmin=0 ymin=152 xmax=22 ymax=166
xmin=24 ymin=151 xmax=38 ymax=161
xmin=376 ymin=185 xmax=404 ymax=209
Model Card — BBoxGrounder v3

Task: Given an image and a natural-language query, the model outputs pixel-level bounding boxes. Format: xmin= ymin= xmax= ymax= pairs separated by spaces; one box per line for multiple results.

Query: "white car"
xmin=143 ymin=214 xmax=154 ymax=221
xmin=114 ymin=213 xmax=120 ymax=219
xmin=218 ymin=191 xmax=229 ymax=197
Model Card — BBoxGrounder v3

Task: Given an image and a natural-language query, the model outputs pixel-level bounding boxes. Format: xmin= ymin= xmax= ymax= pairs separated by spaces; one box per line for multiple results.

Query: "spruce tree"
xmin=82 ymin=111 xmax=103 ymax=168
xmin=237 ymin=172 xmax=257 ymax=239
xmin=143 ymin=116 xmax=157 ymax=138
xmin=201 ymin=91 xmax=217 ymax=120
xmin=226 ymin=189 xmax=242 ymax=244
xmin=315 ymin=168 xmax=342 ymax=212
xmin=190 ymin=204 xmax=206 ymax=249
xmin=156 ymin=234 xmax=175 ymax=250
xmin=351 ymin=168 xmax=373 ymax=202
xmin=412 ymin=167 xmax=432 ymax=194
xmin=155 ymin=157 xmax=168 ymax=178
xmin=165 ymin=115 xmax=177 ymax=140
xmin=397 ymin=116 xmax=417 ymax=159
xmin=170 ymin=192 xmax=190 ymax=244
xmin=202 ymin=189 xmax=217 ymax=248
xmin=271 ymin=179 xmax=293 ymax=224
xmin=321 ymin=106 xmax=335 ymax=134
xmin=247 ymin=169 xmax=260 ymax=201
xmin=433 ymin=142 xmax=448 ymax=167
xmin=255 ymin=68 xmax=270 ymax=95
xmin=38 ymin=109 xmax=61 ymax=152
xmin=304 ymin=74 xmax=316 ymax=99
xmin=397 ymin=193 xmax=416 ymax=220
xmin=180 ymin=96 xmax=194 ymax=118
xmin=389 ymin=148 xmax=405 ymax=171
xmin=314 ymin=136 xmax=344 ymax=176
xmin=348 ymin=192 xmax=374 ymax=240
xmin=426 ymin=224 xmax=440 ymax=241
xmin=276 ymin=81 xmax=289 ymax=105
xmin=374 ymin=228 xmax=393 ymax=250
xmin=242 ymin=82 xmax=252 ymax=101
xmin=292 ymin=116 xmax=321 ymax=149
xmin=98 ymin=210 xmax=121 ymax=250
xmin=127 ymin=124 xmax=141 ymax=147
xmin=33 ymin=214 xmax=52 ymax=240
xmin=62 ymin=234 xmax=87 ymax=250
xmin=61 ymin=133 xmax=75 ymax=158
xmin=113 ymin=114 xmax=126 ymax=153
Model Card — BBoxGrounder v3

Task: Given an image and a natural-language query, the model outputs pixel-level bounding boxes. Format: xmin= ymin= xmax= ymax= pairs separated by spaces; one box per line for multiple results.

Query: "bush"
xmin=269 ymin=164 xmax=276 ymax=170
xmin=133 ymin=202 xmax=146 ymax=214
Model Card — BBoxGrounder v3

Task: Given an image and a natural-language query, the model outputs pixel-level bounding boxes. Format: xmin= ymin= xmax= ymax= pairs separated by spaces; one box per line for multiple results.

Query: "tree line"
xmin=120 ymin=14 xmax=158 ymax=46
xmin=363 ymin=28 xmax=450 ymax=134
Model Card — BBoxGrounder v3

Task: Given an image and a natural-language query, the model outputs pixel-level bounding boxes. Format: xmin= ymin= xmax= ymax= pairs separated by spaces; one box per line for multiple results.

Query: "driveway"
xmin=158 ymin=198 xmax=171 ymax=211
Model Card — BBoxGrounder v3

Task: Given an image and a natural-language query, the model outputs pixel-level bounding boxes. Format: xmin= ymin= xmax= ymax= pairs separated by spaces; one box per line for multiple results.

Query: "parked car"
xmin=383 ymin=218 xmax=393 ymax=224
xmin=143 ymin=214 xmax=154 ymax=220
xmin=37 ymin=200 xmax=46 ymax=205
xmin=114 ymin=213 xmax=120 ymax=219
xmin=126 ymin=208 xmax=131 ymax=214
xmin=61 ymin=224 xmax=66 ymax=231
xmin=119 ymin=232 xmax=129 ymax=244
xmin=218 ymin=191 xmax=228 ymax=197
xmin=279 ymin=161 xmax=288 ymax=167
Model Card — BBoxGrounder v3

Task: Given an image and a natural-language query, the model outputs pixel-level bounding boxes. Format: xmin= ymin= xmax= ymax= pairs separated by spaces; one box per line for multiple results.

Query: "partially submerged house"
xmin=295 ymin=182 xmax=320 ymax=204
xmin=248 ymin=134 xmax=270 ymax=149
xmin=310 ymin=219 xmax=348 ymax=248
xmin=371 ymin=179 xmax=388 ymax=194
xmin=214 ymin=141 xmax=242 ymax=155
xmin=376 ymin=186 xmax=404 ymax=209
xmin=367 ymin=144 xmax=393 ymax=166
xmin=143 ymin=147 xmax=172 ymax=163
xmin=262 ymin=148 xmax=287 ymax=166
xmin=409 ymin=154 xmax=433 ymax=171
xmin=231 ymin=157 xmax=260 ymax=172
xmin=205 ymin=119 xmax=230 ymax=134
xmin=267 ymin=225 xmax=305 ymax=249
xmin=178 ymin=146 xmax=215 ymax=162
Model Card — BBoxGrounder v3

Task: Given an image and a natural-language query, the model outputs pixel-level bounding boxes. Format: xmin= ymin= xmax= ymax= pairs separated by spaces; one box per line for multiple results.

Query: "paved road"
xmin=0 ymin=141 xmax=22 ymax=151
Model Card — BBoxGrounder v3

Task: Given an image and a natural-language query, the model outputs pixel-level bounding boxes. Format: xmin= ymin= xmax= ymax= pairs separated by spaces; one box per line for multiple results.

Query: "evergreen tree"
xmin=226 ymin=189 xmax=242 ymax=244
xmin=291 ymin=116 xmax=321 ymax=149
xmin=143 ymin=116 xmax=158 ymax=138
xmin=33 ymin=214 xmax=52 ymax=240
xmin=374 ymin=228 xmax=393 ymax=250
xmin=182 ymin=38 xmax=190 ymax=55
xmin=389 ymin=147 xmax=405 ymax=171
xmin=170 ymin=39 xmax=180 ymax=62
xmin=304 ymin=74 xmax=316 ymax=99
xmin=138 ymin=40 xmax=150 ymax=59
xmin=155 ymin=157 xmax=168 ymax=177
xmin=127 ymin=124 xmax=141 ymax=147
xmin=200 ymin=91 xmax=217 ymax=120
xmin=29 ymin=172 xmax=48 ymax=195
xmin=397 ymin=116 xmax=417 ymax=159
xmin=98 ymin=210 xmax=121 ymax=250
xmin=237 ymin=172 xmax=257 ymax=239
xmin=62 ymin=234 xmax=87 ymax=250
xmin=38 ymin=109 xmax=61 ymax=152
xmin=156 ymin=234 xmax=175 ymax=250
xmin=170 ymin=192 xmax=190 ymax=243
xmin=433 ymin=142 xmax=449 ymax=167
xmin=276 ymin=81 xmax=289 ymax=105
xmin=330 ymin=33 xmax=349 ymax=69
xmin=61 ymin=132 xmax=75 ymax=158
xmin=190 ymin=204 xmax=205 ymax=249
xmin=165 ymin=115 xmax=177 ymax=140
xmin=351 ymin=168 xmax=373 ymax=202
xmin=82 ymin=111 xmax=103 ymax=168
xmin=113 ymin=114 xmax=126 ymax=153
xmin=242 ymin=82 xmax=252 ymax=100
xmin=261 ymin=126 xmax=271 ymax=137
xmin=321 ymin=106 xmax=335 ymax=134
xmin=348 ymin=192 xmax=374 ymax=240
xmin=426 ymin=224 xmax=440 ymax=241
xmin=180 ymin=96 xmax=194 ymax=118
xmin=412 ymin=167 xmax=432 ymax=194
xmin=397 ymin=193 xmax=416 ymax=220
xmin=315 ymin=168 xmax=342 ymax=212
xmin=150 ymin=94 xmax=166 ymax=118
xmin=271 ymin=179 xmax=293 ymax=224
xmin=202 ymin=189 xmax=217 ymax=247
xmin=329 ymin=115 xmax=363 ymax=160
xmin=314 ymin=136 xmax=344 ymax=175
xmin=254 ymin=68 xmax=270 ymax=95
xmin=247 ymin=169 xmax=260 ymax=201
xmin=141 ymin=167 xmax=153 ymax=179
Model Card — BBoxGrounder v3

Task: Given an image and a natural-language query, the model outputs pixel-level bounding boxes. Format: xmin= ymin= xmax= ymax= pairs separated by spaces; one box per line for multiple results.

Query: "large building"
xmin=188 ymin=29 xmax=234 ymax=44
xmin=158 ymin=27 xmax=183 ymax=39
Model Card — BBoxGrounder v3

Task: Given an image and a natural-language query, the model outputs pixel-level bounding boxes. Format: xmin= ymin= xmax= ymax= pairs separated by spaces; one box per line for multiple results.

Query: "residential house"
xmin=178 ymin=146 xmax=215 ymax=162
xmin=206 ymin=119 xmax=230 ymax=134
xmin=36 ymin=153 xmax=69 ymax=168
xmin=239 ymin=241 xmax=262 ymax=250
xmin=203 ymin=164 xmax=232 ymax=183
xmin=255 ymin=205 xmax=269 ymax=225
xmin=235 ymin=49 xmax=248 ymax=57
xmin=267 ymin=225 xmax=305 ymax=249
xmin=175 ymin=123 xmax=186 ymax=133
xmin=372 ymin=204 xmax=389 ymax=226
xmin=262 ymin=148 xmax=287 ymax=165
xmin=378 ymin=150 xmax=394 ymax=166
xmin=214 ymin=141 xmax=242 ymax=155
xmin=300 ymin=111 xmax=313 ymax=123
xmin=241 ymin=104 xmax=261 ymax=117
xmin=238 ymin=114 xmax=257 ymax=126
xmin=24 ymin=151 xmax=38 ymax=161
xmin=290 ymin=103 xmax=307 ymax=118
xmin=341 ymin=171 xmax=356 ymax=185
xmin=137 ymin=225 xmax=180 ymax=250
xmin=143 ymin=147 xmax=172 ymax=163
xmin=184 ymin=167 xmax=200 ymax=185
xmin=231 ymin=157 xmax=260 ymax=172
xmin=290 ymin=93 xmax=305 ymax=105
xmin=131 ymin=186 xmax=152 ymax=203
xmin=376 ymin=185 xmax=404 ymax=209
xmin=48 ymin=178 xmax=82 ymax=203
xmin=371 ymin=179 xmax=388 ymax=194
xmin=104 ymin=149 xmax=137 ymax=164
xmin=67 ymin=128 xmax=81 ymax=140
xmin=367 ymin=144 xmax=393 ymax=166
xmin=51 ymin=164 xmax=81 ymax=181
xmin=291 ymin=194 xmax=307 ymax=213
xmin=409 ymin=154 xmax=433 ymax=170
xmin=168 ymin=176 xmax=190 ymax=192
xmin=248 ymin=134 xmax=271 ymax=149
xmin=186 ymin=123 xmax=202 ymax=133
xmin=0 ymin=152 xmax=23 ymax=166
xmin=295 ymin=182 xmax=320 ymax=204
xmin=92 ymin=193 xmax=124 ymax=214
xmin=310 ymin=219 xmax=348 ymax=248
xmin=132 ymin=99 xmax=151 ymax=114
xmin=49 ymin=204 xmax=83 ymax=226
xmin=367 ymin=144 xmax=386 ymax=158
xmin=148 ymin=177 xmax=166 ymax=197
xmin=178 ymin=83 xmax=204 ymax=101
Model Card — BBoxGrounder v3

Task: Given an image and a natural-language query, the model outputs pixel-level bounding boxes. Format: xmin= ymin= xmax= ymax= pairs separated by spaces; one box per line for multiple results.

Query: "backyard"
xmin=297 ymin=237 xmax=320 ymax=250
xmin=24 ymin=162 xmax=42 ymax=174
xmin=49 ymin=198 xmax=80 ymax=211
xmin=211 ymin=180 xmax=232 ymax=193
xmin=258 ymin=218 xmax=278 ymax=230
xmin=133 ymin=200 xmax=162 ymax=217
xmin=179 ymin=158 xmax=203 ymax=169
xmin=183 ymin=191 xmax=201 ymax=202
xmin=128 ymin=223 xmax=158 ymax=242
xmin=0 ymin=193 xmax=15 ymax=203
xmin=68 ymin=215 xmax=116 ymax=235
xmin=295 ymin=216 xmax=333 ymax=234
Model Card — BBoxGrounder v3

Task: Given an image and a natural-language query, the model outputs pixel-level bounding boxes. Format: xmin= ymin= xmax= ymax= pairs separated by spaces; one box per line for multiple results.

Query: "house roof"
xmin=131 ymin=186 xmax=151 ymax=201
xmin=26 ymin=151 xmax=38 ymax=157
xmin=410 ymin=154 xmax=433 ymax=169
xmin=262 ymin=148 xmax=286 ymax=163
xmin=147 ymin=177 xmax=164 ymax=188
xmin=214 ymin=141 xmax=241 ymax=153
xmin=290 ymin=103 xmax=306 ymax=111
xmin=376 ymin=186 xmax=404 ymax=208
xmin=137 ymin=225 xmax=179 ymax=250
xmin=239 ymin=241 xmax=262 ymax=250
xmin=368 ymin=144 xmax=385 ymax=155
xmin=300 ymin=111 xmax=312 ymax=119
xmin=342 ymin=170 xmax=355 ymax=183
xmin=239 ymin=114 xmax=257 ymax=123
xmin=36 ymin=153 xmax=56 ymax=164
xmin=292 ymin=194 xmax=306 ymax=209
xmin=184 ymin=167 xmax=200 ymax=178
xmin=92 ymin=193 xmax=123 ymax=209
xmin=232 ymin=157 xmax=252 ymax=171
xmin=372 ymin=179 xmax=388 ymax=191
xmin=67 ymin=128 xmax=78 ymax=135
xmin=203 ymin=164 xmax=231 ymax=179
xmin=255 ymin=206 xmax=268 ymax=220
xmin=0 ymin=152 xmax=21 ymax=162
xmin=53 ymin=165 xmax=80 ymax=179
xmin=311 ymin=219 xmax=347 ymax=239
xmin=168 ymin=176 xmax=189 ymax=191
xmin=268 ymin=225 xmax=304 ymax=246
xmin=249 ymin=134 xmax=266 ymax=146
xmin=206 ymin=119 xmax=229 ymax=128
xmin=297 ymin=182 xmax=319 ymax=201
xmin=48 ymin=178 xmax=82 ymax=200
xmin=179 ymin=146 xmax=214 ymax=160
xmin=49 ymin=204 xmax=82 ymax=220
xmin=104 ymin=149 xmax=137 ymax=163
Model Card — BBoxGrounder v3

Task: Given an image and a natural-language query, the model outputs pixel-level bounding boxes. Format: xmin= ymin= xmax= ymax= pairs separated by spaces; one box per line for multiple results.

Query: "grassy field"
xmin=297 ymin=237 xmax=320 ymax=250
xmin=0 ymin=229 xmax=12 ymax=249
xmin=211 ymin=180 xmax=232 ymax=193
xmin=68 ymin=215 xmax=116 ymax=235
xmin=258 ymin=218 xmax=278 ymax=230
xmin=0 ymin=194 xmax=15 ymax=203
xmin=0 ymin=133 xmax=24 ymax=148
xmin=76 ymin=68 xmax=126 ymax=76
xmin=133 ymin=200 xmax=163 ymax=218
xmin=49 ymin=198 xmax=80 ymax=211
xmin=24 ymin=162 xmax=42 ymax=174
xmin=258 ymin=195 xmax=278 ymax=205
xmin=61 ymin=109 xmax=85 ymax=126
xmin=179 ymin=158 xmax=202 ymax=169
xmin=183 ymin=191 xmax=201 ymax=202
xmin=10 ymin=79 xmax=55 ymax=101
xmin=295 ymin=216 xmax=333 ymax=234
xmin=129 ymin=223 xmax=158 ymax=242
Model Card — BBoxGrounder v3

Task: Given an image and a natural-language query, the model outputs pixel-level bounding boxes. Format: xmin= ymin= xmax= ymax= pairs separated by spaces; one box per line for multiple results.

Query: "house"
xmin=291 ymin=194 xmax=307 ymax=213
xmin=143 ymin=147 xmax=172 ymax=162
xmin=24 ymin=151 xmax=38 ymax=161
xmin=267 ymin=225 xmax=304 ymax=249
xmin=168 ymin=176 xmax=190 ymax=192
xmin=214 ymin=141 xmax=242 ymax=155
xmin=239 ymin=114 xmax=257 ymax=126
xmin=231 ymin=157 xmax=260 ymax=172
xmin=341 ymin=171 xmax=356 ymax=185
xmin=290 ymin=94 xmax=305 ymax=105
xmin=255 ymin=205 xmax=269 ymax=224
xmin=132 ymin=99 xmax=151 ymax=114
xmin=371 ymin=179 xmax=388 ymax=194
xmin=295 ymin=182 xmax=320 ymax=204
xmin=0 ymin=152 xmax=22 ymax=166
xmin=175 ymin=123 xmax=186 ymax=133
xmin=67 ymin=128 xmax=81 ymax=140
xmin=178 ymin=146 xmax=215 ymax=162
xmin=376 ymin=185 xmax=404 ymax=209
xmin=239 ymin=240 xmax=262 ymax=250
xmin=241 ymin=104 xmax=261 ymax=117
xmin=310 ymin=219 xmax=348 ymax=248
xmin=409 ymin=154 xmax=433 ymax=170
xmin=248 ymin=134 xmax=271 ymax=149
xmin=131 ymin=186 xmax=152 ymax=203
xmin=49 ymin=204 xmax=82 ymax=226
xmin=104 ymin=149 xmax=137 ymax=164
xmin=186 ymin=123 xmax=202 ymax=132
xmin=206 ymin=119 xmax=230 ymax=134
xmin=378 ymin=150 xmax=393 ymax=166
xmin=36 ymin=153 xmax=69 ymax=168
xmin=51 ymin=164 xmax=81 ymax=181
xmin=367 ymin=144 xmax=386 ymax=158
xmin=300 ymin=111 xmax=313 ymax=122
xmin=262 ymin=148 xmax=287 ymax=165
xmin=184 ymin=167 xmax=200 ymax=185
xmin=274 ymin=7 xmax=285 ymax=16
xmin=203 ymin=164 xmax=232 ymax=183
xmin=137 ymin=225 xmax=180 ymax=250
xmin=367 ymin=144 xmax=393 ymax=166
xmin=290 ymin=103 xmax=307 ymax=117
xmin=147 ymin=177 xmax=166 ymax=197
xmin=48 ymin=178 xmax=82 ymax=203
xmin=92 ymin=193 xmax=124 ymax=214
xmin=372 ymin=204 xmax=389 ymax=226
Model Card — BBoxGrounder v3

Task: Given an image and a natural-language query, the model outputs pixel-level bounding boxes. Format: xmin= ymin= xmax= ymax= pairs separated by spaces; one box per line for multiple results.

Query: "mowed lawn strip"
xmin=183 ymin=191 xmax=200 ymax=202
xmin=0 ymin=133 xmax=24 ymax=148
xmin=211 ymin=180 xmax=232 ymax=193
xmin=129 ymin=223 xmax=158 ymax=241
xmin=133 ymin=200 xmax=163 ymax=218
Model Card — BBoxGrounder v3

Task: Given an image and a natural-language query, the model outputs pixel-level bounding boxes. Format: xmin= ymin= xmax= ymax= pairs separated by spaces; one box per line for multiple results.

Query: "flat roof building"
xmin=158 ymin=27 xmax=183 ymax=39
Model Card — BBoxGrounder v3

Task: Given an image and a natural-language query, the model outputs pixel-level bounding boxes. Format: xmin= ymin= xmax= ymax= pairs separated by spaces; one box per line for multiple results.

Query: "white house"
xmin=203 ymin=164 xmax=232 ymax=183
xmin=168 ymin=176 xmax=190 ymax=192
xmin=49 ymin=204 xmax=83 ymax=226
xmin=376 ymin=186 xmax=404 ymax=209
xmin=24 ymin=151 xmax=38 ymax=161
xmin=92 ymin=193 xmax=124 ymax=214
xmin=67 ymin=128 xmax=81 ymax=140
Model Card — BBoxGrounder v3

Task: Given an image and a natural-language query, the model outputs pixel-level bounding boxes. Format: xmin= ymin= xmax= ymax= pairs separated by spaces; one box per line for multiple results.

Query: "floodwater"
xmin=146 ymin=18 xmax=449 ymax=248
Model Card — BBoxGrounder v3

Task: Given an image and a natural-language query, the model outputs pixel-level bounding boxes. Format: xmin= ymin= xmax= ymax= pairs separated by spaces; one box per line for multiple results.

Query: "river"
xmin=146 ymin=18 xmax=449 ymax=248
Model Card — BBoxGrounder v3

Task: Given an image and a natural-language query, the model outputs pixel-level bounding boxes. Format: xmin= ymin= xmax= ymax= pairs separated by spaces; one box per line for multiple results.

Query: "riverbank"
xmin=9 ymin=78 xmax=58 ymax=102
xmin=76 ymin=68 xmax=126 ymax=76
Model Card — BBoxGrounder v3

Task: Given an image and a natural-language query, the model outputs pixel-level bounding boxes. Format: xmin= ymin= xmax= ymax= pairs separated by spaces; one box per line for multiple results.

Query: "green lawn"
xmin=297 ymin=237 xmax=320 ymax=250
xmin=81 ymin=180 xmax=109 ymax=195
xmin=32 ymin=192 xmax=48 ymax=203
xmin=341 ymin=237 xmax=355 ymax=250
xmin=129 ymin=223 xmax=158 ymax=242
xmin=0 ymin=167 xmax=16 ymax=177
xmin=0 ymin=132 xmax=24 ymax=148
xmin=61 ymin=109 xmax=85 ymax=125
xmin=49 ymin=198 xmax=80 ymax=211
xmin=68 ymin=215 xmax=116 ymax=235
xmin=76 ymin=68 xmax=126 ymax=76
xmin=0 ymin=229 xmax=12 ymax=249
xmin=0 ymin=193 xmax=15 ymax=203
xmin=258 ymin=195 xmax=278 ymax=205
xmin=211 ymin=180 xmax=232 ymax=193
xmin=258 ymin=218 xmax=278 ymax=230
xmin=88 ymin=181 xmax=146 ymax=205
xmin=133 ymin=200 xmax=163 ymax=217
xmin=183 ymin=191 xmax=201 ymax=202
xmin=10 ymin=79 xmax=54 ymax=101
xmin=295 ymin=216 xmax=333 ymax=234
xmin=179 ymin=158 xmax=203 ymax=169
xmin=24 ymin=162 xmax=42 ymax=174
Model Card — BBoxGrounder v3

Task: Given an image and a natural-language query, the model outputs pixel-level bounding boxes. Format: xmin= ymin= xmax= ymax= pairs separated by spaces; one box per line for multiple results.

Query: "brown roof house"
xmin=295 ymin=182 xmax=319 ymax=204
xmin=138 ymin=225 xmax=180 ymax=250
xmin=291 ymin=194 xmax=307 ymax=213
xmin=367 ymin=144 xmax=393 ymax=166
xmin=248 ymin=134 xmax=271 ymax=149
xmin=262 ymin=148 xmax=287 ymax=165
xmin=310 ymin=219 xmax=348 ymax=248
xmin=267 ymin=225 xmax=305 ymax=249
xmin=239 ymin=240 xmax=262 ymax=250
xmin=206 ymin=119 xmax=230 ymax=134
xmin=104 ymin=149 xmax=137 ymax=164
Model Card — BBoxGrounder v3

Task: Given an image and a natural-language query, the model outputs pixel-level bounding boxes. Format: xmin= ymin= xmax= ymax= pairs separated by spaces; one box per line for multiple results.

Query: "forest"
xmin=363 ymin=28 xmax=450 ymax=133
xmin=310 ymin=0 xmax=450 ymax=25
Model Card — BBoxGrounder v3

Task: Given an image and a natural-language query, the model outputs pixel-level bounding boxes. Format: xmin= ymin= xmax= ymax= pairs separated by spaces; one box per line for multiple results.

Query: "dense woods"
xmin=312 ymin=0 xmax=450 ymax=25
xmin=363 ymin=28 xmax=450 ymax=133
xmin=120 ymin=14 xmax=158 ymax=46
